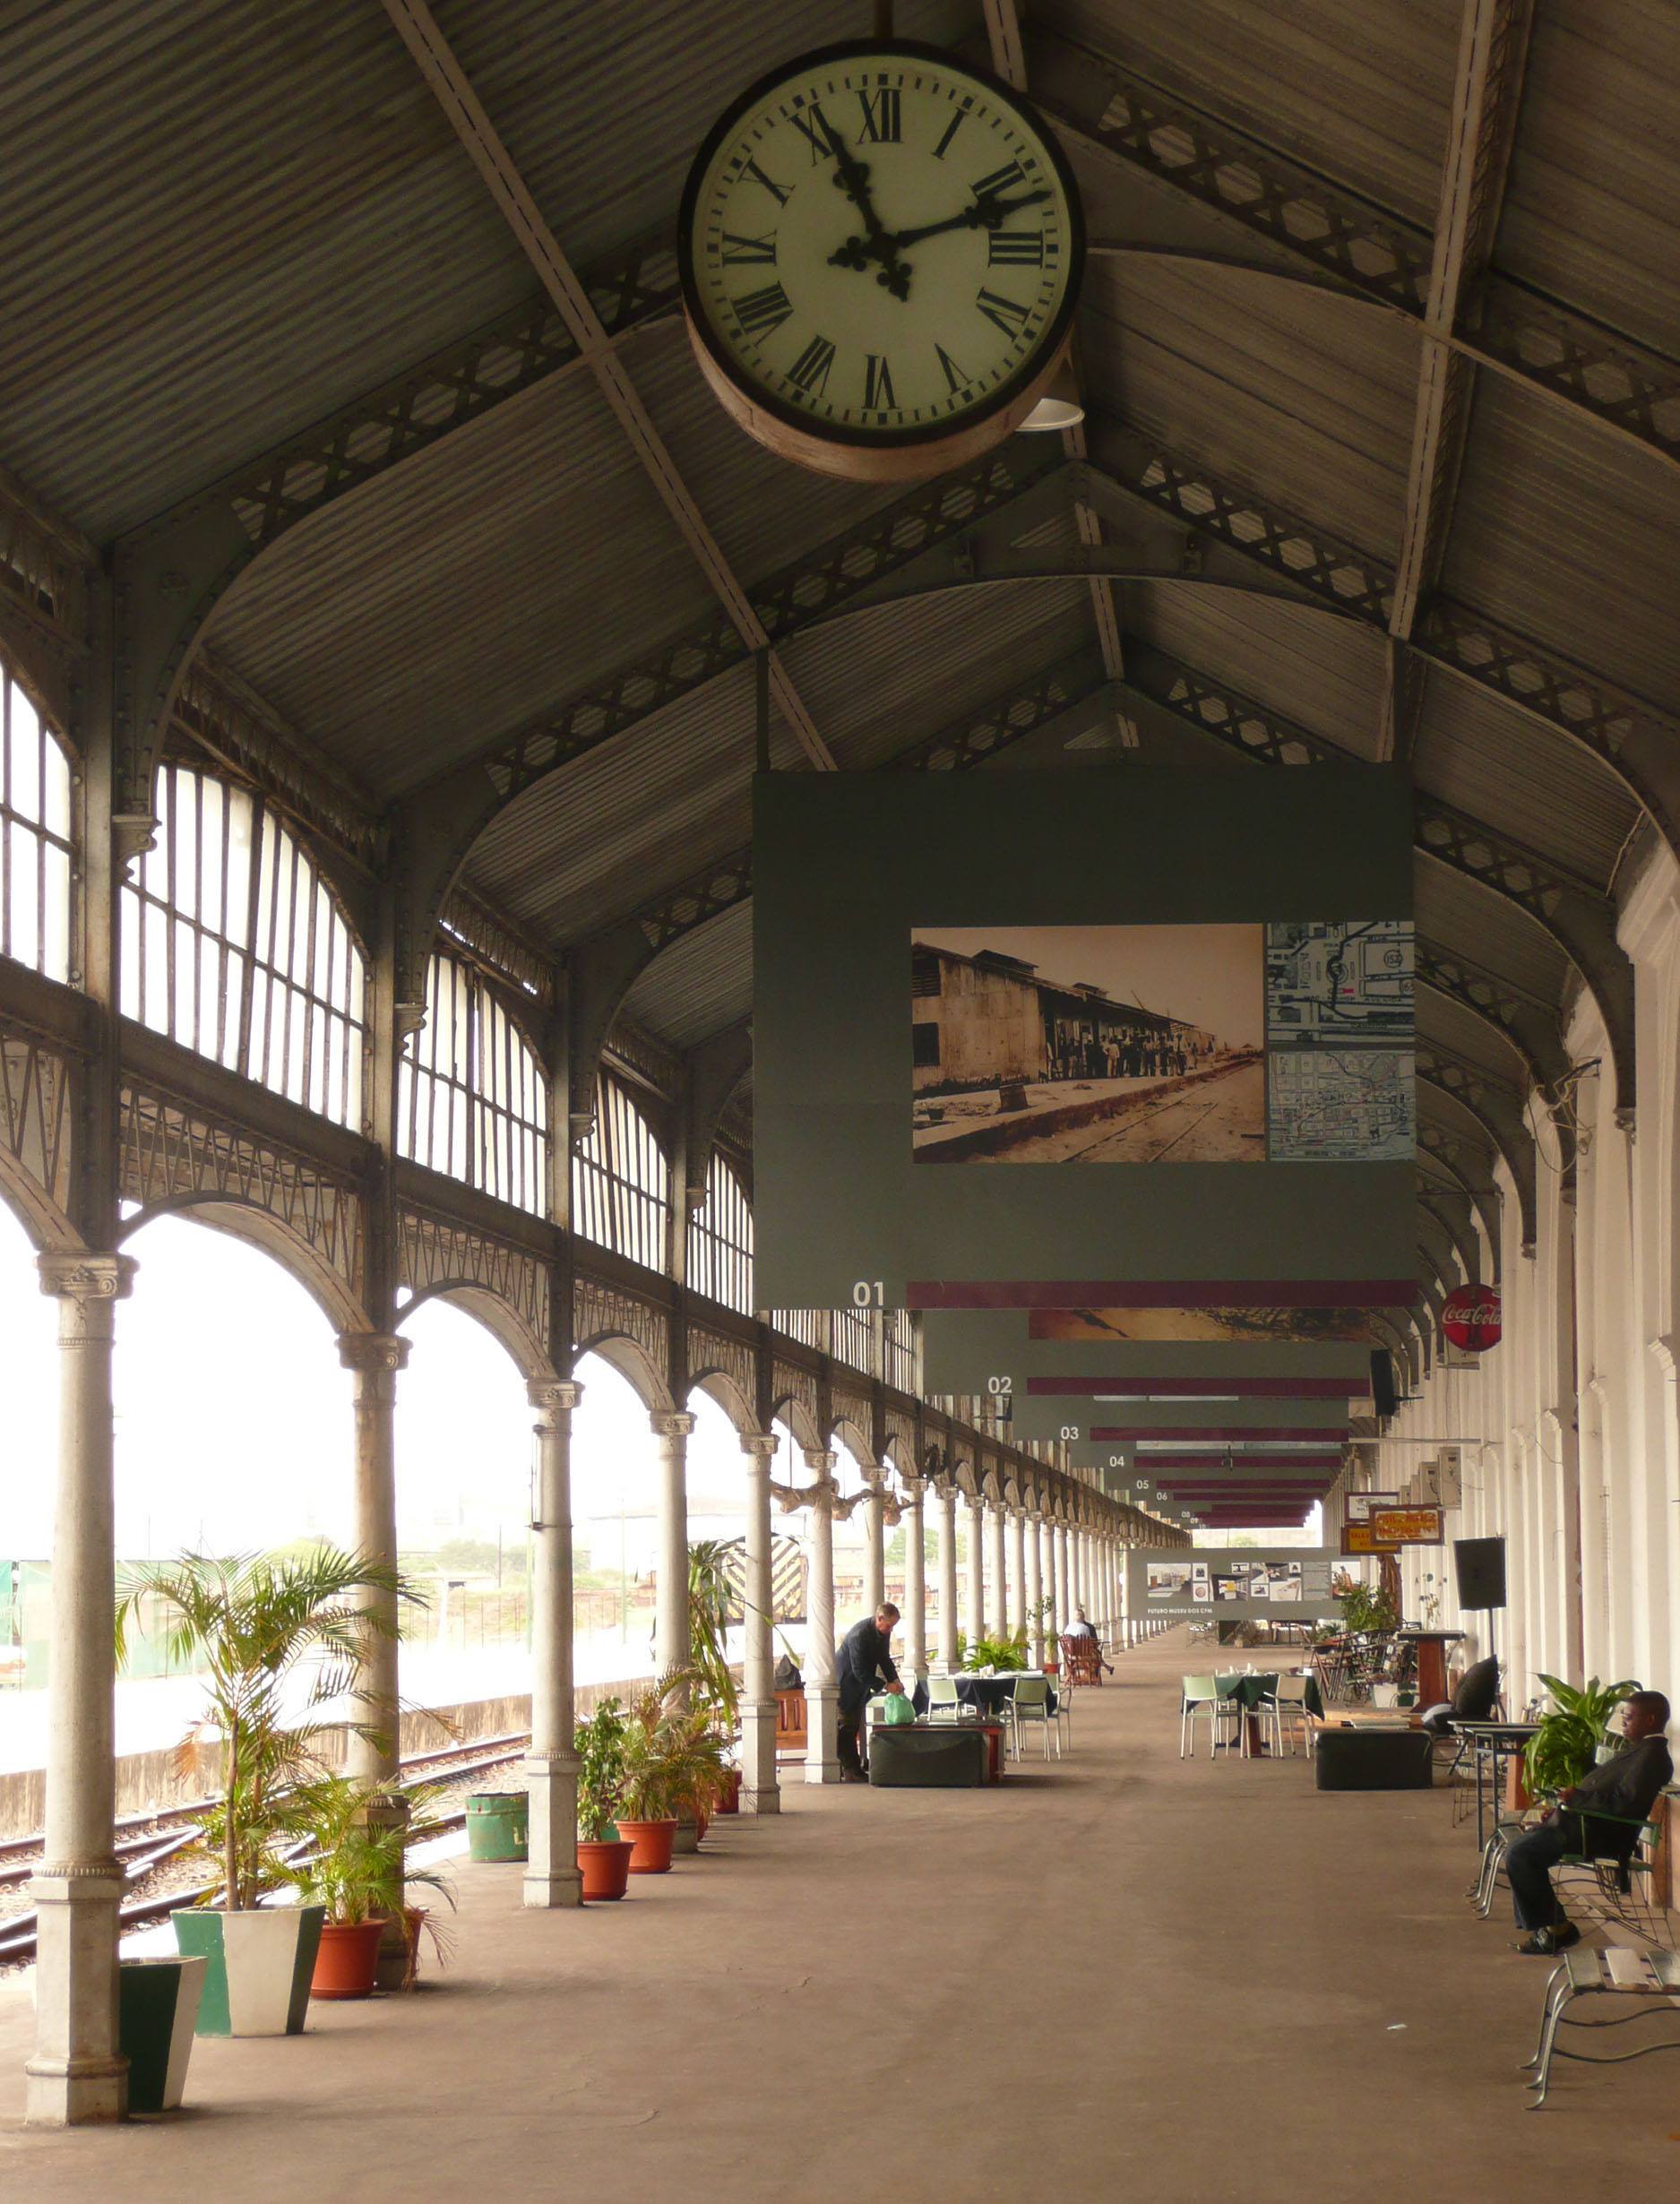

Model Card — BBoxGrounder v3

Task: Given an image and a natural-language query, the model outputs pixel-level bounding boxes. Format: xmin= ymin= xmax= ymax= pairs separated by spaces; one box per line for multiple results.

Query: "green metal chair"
xmin=1010 ymin=1675 xmax=1058 ymax=1761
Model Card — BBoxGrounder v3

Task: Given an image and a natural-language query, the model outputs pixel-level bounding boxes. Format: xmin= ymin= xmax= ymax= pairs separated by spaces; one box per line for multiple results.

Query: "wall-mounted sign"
xmin=1368 ymin=1505 xmax=1444 ymax=1545
xmin=1341 ymin=1523 xmax=1400 ymax=1555
xmin=1345 ymin=1491 xmax=1400 ymax=1523
xmin=1442 ymin=1285 xmax=1501 ymax=1353
xmin=1128 ymin=1546 xmax=1335 ymax=1620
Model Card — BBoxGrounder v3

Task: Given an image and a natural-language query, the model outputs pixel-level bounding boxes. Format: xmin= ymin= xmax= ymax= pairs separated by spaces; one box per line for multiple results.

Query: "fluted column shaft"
xmin=987 ymin=1503 xmax=1009 ymax=1639
xmin=901 ymin=1485 xmax=926 ymax=1683
xmin=1026 ymin=1515 xmax=1045 ymax=1666
xmin=524 ymin=1378 xmax=582 ymax=1907
xmin=965 ymin=1493 xmax=986 ymax=1647
xmin=937 ymin=1485 xmax=961 ymax=1674
xmin=862 ymin=1478 xmax=885 ymax=1614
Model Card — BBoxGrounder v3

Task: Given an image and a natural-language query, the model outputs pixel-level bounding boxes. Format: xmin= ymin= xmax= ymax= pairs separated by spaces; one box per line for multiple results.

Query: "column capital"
xmin=801 ymin=1448 xmax=839 ymax=1475
xmin=740 ymin=1432 xmax=781 ymax=1460
xmin=650 ymin=1409 xmax=697 ymax=1440
xmin=338 ymin=1331 xmax=411 ymax=1375
xmin=528 ymin=1376 xmax=582 ymax=1414
xmin=38 ymin=1251 xmax=135 ymax=1313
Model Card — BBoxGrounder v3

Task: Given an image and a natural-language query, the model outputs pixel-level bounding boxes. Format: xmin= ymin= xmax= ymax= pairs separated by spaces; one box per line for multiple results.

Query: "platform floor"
xmin=3 ymin=1630 xmax=1676 ymax=2200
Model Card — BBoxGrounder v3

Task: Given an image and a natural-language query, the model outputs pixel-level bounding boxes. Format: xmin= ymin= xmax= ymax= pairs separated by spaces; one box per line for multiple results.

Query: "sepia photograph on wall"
xmin=911 ymin=924 xmax=1264 ymax=1165
xmin=1027 ymin=1304 xmax=1383 ymax=1345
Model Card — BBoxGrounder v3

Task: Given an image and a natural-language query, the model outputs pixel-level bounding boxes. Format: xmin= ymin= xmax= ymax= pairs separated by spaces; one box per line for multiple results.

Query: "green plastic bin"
xmin=466 ymin=1791 xmax=529 ymax=1863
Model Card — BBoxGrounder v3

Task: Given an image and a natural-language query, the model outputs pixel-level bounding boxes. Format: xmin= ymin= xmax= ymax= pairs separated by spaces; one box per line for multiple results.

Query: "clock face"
xmin=679 ymin=41 xmax=1083 ymax=458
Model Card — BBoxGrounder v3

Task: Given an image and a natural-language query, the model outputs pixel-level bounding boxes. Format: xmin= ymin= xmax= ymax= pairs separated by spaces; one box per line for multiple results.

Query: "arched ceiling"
xmin=4 ymin=0 xmax=1677 ymax=1332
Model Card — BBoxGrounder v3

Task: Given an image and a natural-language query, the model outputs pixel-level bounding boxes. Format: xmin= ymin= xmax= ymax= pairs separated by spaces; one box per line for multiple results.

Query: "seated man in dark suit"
xmin=1506 ymin=1690 xmax=1673 ymax=1954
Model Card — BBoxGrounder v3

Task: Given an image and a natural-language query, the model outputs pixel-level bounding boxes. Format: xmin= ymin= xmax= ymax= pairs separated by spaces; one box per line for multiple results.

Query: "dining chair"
xmin=1267 ymin=1674 xmax=1314 ymax=1757
xmin=1180 ymin=1675 xmax=1236 ymax=1759
xmin=1010 ymin=1675 xmax=1058 ymax=1761
xmin=927 ymin=1675 xmax=964 ymax=1724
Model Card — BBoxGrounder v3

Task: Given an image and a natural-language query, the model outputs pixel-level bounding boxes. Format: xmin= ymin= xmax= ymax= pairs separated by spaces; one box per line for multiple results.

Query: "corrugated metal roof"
xmin=204 ymin=370 xmax=715 ymax=792
xmin=621 ymin=900 xmax=754 ymax=1049
xmin=1496 ymin=0 xmax=1680 ymax=357
xmin=1083 ymin=257 xmax=1419 ymax=560
xmin=1440 ymin=374 xmax=1680 ymax=717
xmin=0 ymin=0 xmax=532 ymax=537
xmin=1410 ymin=667 xmax=1641 ymax=891
xmin=1417 ymin=989 xmax=1530 ymax=1089
xmin=1039 ymin=0 xmax=1461 ymax=226
xmin=1127 ymin=585 xmax=1389 ymax=760
xmin=1415 ymin=865 xmax=1571 ymax=1011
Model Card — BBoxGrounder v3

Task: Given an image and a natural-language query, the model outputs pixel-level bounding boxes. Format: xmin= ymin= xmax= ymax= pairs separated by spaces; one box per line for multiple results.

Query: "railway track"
xmin=0 ymin=1730 xmax=531 ymax=1969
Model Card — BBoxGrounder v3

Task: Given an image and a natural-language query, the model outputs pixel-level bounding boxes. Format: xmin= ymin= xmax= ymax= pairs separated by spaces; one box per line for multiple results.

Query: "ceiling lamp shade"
xmin=1020 ymin=357 xmax=1084 ymax=432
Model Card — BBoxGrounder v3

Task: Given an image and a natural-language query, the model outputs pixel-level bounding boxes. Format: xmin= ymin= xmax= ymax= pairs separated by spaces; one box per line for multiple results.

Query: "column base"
xmin=740 ymin=1700 xmax=780 ymax=1814
xmin=522 ymin=1754 xmax=582 ymax=1909
xmin=26 ymin=1867 xmax=125 ymax=2126
xmin=803 ymin=1683 xmax=841 ymax=1785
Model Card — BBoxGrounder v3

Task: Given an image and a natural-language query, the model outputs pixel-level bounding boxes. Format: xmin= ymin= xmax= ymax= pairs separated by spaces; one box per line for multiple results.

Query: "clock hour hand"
xmin=820 ymin=121 xmax=911 ymax=300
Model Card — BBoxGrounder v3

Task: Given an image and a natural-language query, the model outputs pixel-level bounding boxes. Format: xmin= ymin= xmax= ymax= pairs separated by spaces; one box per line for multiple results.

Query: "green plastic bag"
xmin=881 ymin=1691 xmax=916 ymax=1726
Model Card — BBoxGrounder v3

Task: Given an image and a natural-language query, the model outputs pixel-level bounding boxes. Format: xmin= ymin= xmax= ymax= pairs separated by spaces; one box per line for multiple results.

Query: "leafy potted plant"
xmin=616 ymin=1669 xmax=731 ymax=1870
xmin=1523 ymin=1674 xmax=1639 ymax=1796
xmin=277 ymin=1773 xmax=455 ymax=1998
xmin=115 ymin=1545 xmax=418 ymax=2036
xmin=574 ymin=1699 xmax=634 ymax=1901
xmin=687 ymin=1542 xmax=742 ymax=1814
xmin=961 ymin=1629 xmax=1029 ymax=1674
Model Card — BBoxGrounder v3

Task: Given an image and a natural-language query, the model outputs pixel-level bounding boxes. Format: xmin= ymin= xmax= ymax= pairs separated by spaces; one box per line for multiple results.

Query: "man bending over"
xmin=837 ymin=1603 xmax=903 ymax=1783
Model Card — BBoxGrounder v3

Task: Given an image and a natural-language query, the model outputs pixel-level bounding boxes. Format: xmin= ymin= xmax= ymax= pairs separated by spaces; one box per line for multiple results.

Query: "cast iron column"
xmin=651 ymin=1409 xmax=696 ymax=1679
xmin=862 ymin=1475 xmax=886 ymax=1614
xmin=900 ymin=1482 xmax=926 ymax=1685
xmin=338 ymin=1331 xmax=410 ymax=1785
xmin=966 ymin=1490 xmax=986 ymax=1648
xmin=937 ymin=1484 xmax=961 ymax=1674
xmin=801 ymin=1452 xmax=841 ymax=1783
xmin=1009 ymin=1510 xmax=1028 ymax=1643
xmin=26 ymin=1253 xmax=135 ymax=2127
xmin=740 ymin=1433 xmax=781 ymax=1814
xmin=987 ymin=1502 xmax=1009 ymax=1640
xmin=1026 ymin=1512 xmax=1046 ymax=1666
xmin=523 ymin=1377 xmax=582 ymax=1907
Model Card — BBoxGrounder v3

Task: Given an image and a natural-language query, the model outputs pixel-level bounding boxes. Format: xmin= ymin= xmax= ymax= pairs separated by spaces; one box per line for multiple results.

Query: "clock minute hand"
xmin=888 ymin=189 xmax=1051 ymax=252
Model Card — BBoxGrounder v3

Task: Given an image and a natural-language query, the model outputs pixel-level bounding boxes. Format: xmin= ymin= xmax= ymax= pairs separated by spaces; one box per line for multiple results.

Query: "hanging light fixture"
xmin=1020 ymin=357 xmax=1085 ymax=432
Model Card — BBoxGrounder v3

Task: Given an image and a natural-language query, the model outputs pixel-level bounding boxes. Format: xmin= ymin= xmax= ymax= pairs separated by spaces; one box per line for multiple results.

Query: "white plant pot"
xmin=172 ymin=1905 xmax=324 ymax=2036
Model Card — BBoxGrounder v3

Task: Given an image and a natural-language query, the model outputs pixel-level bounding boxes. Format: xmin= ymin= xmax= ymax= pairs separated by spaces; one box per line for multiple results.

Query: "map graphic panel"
xmin=1265 ymin=920 xmax=1413 ymax=1046
xmin=1269 ymin=1048 xmax=1415 ymax=1161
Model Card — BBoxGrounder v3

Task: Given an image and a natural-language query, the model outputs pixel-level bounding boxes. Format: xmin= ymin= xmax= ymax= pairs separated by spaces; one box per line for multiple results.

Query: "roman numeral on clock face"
xmin=933 ymin=107 xmax=969 ymax=160
xmin=857 ymin=87 xmax=900 ymax=142
xmin=935 ymin=342 xmax=968 ymax=394
xmin=976 ymin=288 xmax=1031 ymax=338
xmin=720 ymin=230 xmax=777 ymax=266
xmin=972 ymin=159 xmax=1027 ymax=202
xmin=788 ymin=333 xmax=837 ymax=395
xmin=864 ymin=352 xmax=897 ymax=409
xmin=732 ymin=282 xmax=793 ymax=337
xmin=790 ymin=102 xmax=840 ymax=162
xmin=988 ymin=229 xmax=1045 ymax=266
xmin=743 ymin=157 xmax=791 ymax=207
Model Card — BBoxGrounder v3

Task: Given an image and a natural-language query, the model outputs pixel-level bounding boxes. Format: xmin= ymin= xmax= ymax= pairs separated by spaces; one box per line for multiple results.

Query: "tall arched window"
xmin=400 ymin=952 xmax=548 ymax=1216
xmin=686 ymin=1150 xmax=753 ymax=1313
xmin=121 ymin=764 xmax=366 ymax=1127
xmin=572 ymin=1072 xmax=670 ymax=1270
xmin=1 ymin=660 xmax=73 ymax=981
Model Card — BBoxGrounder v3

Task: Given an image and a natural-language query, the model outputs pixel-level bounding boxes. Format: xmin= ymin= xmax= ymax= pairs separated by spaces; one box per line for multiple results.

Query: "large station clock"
xmin=678 ymin=40 xmax=1085 ymax=481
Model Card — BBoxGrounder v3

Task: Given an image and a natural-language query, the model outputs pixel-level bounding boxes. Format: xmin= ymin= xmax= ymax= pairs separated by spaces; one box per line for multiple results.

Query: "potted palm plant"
xmin=574 ymin=1699 xmax=634 ymax=1901
xmin=616 ymin=1669 xmax=731 ymax=1870
xmin=687 ymin=1541 xmax=742 ymax=1814
xmin=277 ymin=1774 xmax=455 ymax=1998
xmin=115 ymin=1545 xmax=419 ymax=2036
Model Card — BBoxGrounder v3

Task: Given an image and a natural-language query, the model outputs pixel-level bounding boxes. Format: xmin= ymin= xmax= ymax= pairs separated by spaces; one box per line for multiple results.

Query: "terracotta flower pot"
xmin=616 ymin=1816 xmax=678 ymax=1873
xmin=575 ymin=1838 xmax=634 ymax=1901
xmin=311 ymin=1916 xmax=387 ymax=2001
xmin=716 ymin=1769 xmax=743 ymax=1815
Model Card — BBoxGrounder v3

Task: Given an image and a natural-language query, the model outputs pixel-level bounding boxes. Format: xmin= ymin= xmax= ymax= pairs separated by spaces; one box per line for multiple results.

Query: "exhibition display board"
xmin=1130 ymin=1546 xmax=1338 ymax=1621
xmin=754 ymin=769 xmax=1414 ymax=1308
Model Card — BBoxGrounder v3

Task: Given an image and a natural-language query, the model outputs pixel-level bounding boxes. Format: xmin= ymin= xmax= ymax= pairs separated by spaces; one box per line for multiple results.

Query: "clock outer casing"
xmin=678 ymin=39 xmax=1086 ymax=484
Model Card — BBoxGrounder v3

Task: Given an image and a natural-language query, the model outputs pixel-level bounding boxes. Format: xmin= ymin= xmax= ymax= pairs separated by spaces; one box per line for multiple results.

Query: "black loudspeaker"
xmin=1369 ymin=1348 xmax=1398 ymax=1419
xmin=1454 ymin=1536 xmax=1507 ymax=1611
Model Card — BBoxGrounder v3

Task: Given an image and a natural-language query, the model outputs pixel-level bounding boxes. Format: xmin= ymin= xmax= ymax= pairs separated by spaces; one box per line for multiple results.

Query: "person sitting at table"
xmin=1506 ymin=1689 xmax=1673 ymax=1955
xmin=836 ymin=1603 xmax=903 ymax=1784
xmin=1065 ymin=1608 xmax=1114 ymax=1676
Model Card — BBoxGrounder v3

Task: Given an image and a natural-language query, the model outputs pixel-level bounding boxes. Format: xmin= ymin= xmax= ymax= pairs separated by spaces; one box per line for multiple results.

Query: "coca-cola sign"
xmin=1442 ymin=1285 xmax=1501 ymax=1353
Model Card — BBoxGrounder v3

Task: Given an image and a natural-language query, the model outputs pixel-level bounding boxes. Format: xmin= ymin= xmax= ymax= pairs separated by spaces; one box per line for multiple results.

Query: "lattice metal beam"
xmin=396 ymin=438 xmax=1068 ymax=1005
xmin=1415 ymin=938 xmax=1568 ymax=1098
xmin=1112 ymin=635 xmax=1634 ymax=1115
xmin=1084 ymin=422 xmax=1680 ymax=859
xmin=1026 ymin=27 xmax=1680 ymax=474
xmin=1417 ymin=1040 xmax=1537 ymax=1250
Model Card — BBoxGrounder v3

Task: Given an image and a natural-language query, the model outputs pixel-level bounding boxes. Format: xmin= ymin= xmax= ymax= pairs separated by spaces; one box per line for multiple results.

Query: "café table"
xmin=1215 ymin=1669 xmax=1324 ymax=1756
xmin=1457 ymin=1719 xmax=1543 ymax=1850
